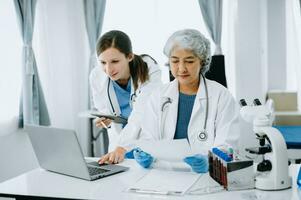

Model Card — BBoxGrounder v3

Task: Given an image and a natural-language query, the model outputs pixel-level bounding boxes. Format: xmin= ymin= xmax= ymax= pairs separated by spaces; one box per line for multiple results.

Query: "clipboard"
xmin=127 ymin=169 xmax=200 ymax=196
xmin=90 ymin=111 xmax=128 ymax=124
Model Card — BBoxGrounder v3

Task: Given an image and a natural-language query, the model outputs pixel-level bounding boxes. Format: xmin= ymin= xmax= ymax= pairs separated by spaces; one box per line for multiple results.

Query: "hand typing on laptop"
xmin=99 ymin=147 xmax=127 ymax=164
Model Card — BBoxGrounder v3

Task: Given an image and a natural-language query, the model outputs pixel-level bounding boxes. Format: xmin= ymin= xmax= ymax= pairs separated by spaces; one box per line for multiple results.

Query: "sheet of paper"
xmin=187 ymin=173 xmax=224 ymax=195
xmin=127 ymin=169 xmax=200 ymax=195
xmin=134 ymin=139 xmax=193 ymax=161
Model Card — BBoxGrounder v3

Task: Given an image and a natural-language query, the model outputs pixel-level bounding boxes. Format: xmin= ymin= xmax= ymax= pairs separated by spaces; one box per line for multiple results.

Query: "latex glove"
xmin=133 ymin=148 xmax=154 ymax=168
xmin=297 ymin=166 xmax=301 ymax=187
xmin=124 ymin=148 xmax=137 ymax=159
xmin=183 ymin=154 xmax=208 ymax=173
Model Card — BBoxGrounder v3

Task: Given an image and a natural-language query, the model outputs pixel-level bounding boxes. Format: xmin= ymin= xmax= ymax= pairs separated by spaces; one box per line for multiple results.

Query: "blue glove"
xmin=133 ymin=148 xmax=154 ymax=168
xmin=297 ymin=166 xmax=301 ymax=187
xmin=124 ymin=148 xmax=136 ymax=159
xmin=184 ymin=154 xmax=208 ymax=173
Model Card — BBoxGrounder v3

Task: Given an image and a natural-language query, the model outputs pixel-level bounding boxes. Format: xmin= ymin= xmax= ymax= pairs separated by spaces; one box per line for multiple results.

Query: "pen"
xmin=130 ymin=188 xmax=169 ymax=195
xmin=129 ymin=188 xmax=183 ymax=195
xmin=100 ymin=121 xmax=108 ymax=129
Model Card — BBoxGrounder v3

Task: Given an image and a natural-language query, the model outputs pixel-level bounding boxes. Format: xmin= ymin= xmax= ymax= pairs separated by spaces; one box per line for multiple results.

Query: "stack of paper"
xmin=187 ymin=173 xmax=224 ymax=195
xmin=127 ymin=169 xmax=200 ymax=195
xmin=134 ymin=139 xmax=192 ymax=162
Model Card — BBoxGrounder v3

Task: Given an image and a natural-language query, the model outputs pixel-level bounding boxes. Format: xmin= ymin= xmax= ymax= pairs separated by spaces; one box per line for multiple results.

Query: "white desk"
xmin=0 ymin=159 xmax=300 ymax=200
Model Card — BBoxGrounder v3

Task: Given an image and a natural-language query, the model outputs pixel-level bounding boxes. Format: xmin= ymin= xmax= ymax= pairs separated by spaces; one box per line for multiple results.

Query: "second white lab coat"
xmin=120 ymin=77 xmax=240 ymax=154
xmin=90 ymin=55 xmax=162 ymax=151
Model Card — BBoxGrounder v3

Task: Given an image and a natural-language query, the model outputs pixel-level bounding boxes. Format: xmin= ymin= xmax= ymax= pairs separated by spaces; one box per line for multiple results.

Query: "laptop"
xmin=25 ymin=125 xmax=129 ymax=181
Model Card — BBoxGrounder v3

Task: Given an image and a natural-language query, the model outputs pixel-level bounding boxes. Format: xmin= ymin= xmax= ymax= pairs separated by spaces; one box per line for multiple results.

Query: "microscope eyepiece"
xmin=253 ymin=98 xmax=262 ymax=106
xmin=239 ymin=99 xmax=247 ymax=107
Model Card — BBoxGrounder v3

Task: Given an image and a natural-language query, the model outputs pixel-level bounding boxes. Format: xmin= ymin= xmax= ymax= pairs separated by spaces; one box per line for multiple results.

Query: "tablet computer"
xmin=90 ymin=111 xmax=128 ymax=124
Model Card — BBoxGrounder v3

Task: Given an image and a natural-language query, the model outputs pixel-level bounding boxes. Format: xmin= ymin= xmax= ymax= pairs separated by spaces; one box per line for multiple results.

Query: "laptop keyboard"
xmin=88 ymin=167 xmax=109 ymax=176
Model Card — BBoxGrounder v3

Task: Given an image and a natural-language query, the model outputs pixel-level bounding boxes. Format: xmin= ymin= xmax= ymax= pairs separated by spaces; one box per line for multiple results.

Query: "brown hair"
xmin=96 ymin=30 xmax=153 ymax=90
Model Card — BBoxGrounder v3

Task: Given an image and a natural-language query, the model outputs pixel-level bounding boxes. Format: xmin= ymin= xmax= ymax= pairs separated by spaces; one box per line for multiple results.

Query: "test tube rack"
xmin=209 ymin=148 xmax=255 ymax=191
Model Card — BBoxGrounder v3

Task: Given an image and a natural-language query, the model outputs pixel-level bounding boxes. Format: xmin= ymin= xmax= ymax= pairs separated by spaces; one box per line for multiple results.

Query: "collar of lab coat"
xmin=130 ymin=77 xmax=135 ymax=96
xmin=160 ymin=76 xmax=212 ymax=140
xmin=108 ymin=77 xmax=136 ymax=113
xmin=162 ymin=76 xmax=212 ymax=101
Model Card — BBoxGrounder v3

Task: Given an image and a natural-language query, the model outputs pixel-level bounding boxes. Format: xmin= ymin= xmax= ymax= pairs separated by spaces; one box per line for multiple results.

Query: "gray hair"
xmin=163 ymin=29 xmax=211 ymax=74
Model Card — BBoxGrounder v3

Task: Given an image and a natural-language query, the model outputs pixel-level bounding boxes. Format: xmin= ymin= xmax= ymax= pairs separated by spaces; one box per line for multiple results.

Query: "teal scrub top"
xmin=112 ymin=80 xmax=132 ymax=125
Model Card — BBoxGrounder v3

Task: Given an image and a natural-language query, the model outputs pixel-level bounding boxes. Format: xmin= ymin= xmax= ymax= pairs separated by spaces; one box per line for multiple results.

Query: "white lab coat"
xmin=89 ymin=55 xmax=162 ymax=151
xmin=122 ymin=77 xmax=240 ymax=155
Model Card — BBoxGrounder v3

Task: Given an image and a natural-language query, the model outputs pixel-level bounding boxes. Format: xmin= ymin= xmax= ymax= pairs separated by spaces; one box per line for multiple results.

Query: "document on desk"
xmin=134 ymin=139 xmax=192 ymax=161
xmin=187 ymin=173 xmax=224 ymax=195
xmin=127 ymin=169 xmax=200 ymax=195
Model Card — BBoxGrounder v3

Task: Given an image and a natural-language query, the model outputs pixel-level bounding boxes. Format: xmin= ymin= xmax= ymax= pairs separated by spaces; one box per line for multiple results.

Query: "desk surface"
xmin=0 ymin=159 xmax=300 ymax=200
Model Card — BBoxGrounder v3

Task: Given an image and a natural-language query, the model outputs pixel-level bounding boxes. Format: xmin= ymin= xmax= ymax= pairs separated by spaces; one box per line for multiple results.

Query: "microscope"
xmin=240 ymin=99 xmax=292 ymax=190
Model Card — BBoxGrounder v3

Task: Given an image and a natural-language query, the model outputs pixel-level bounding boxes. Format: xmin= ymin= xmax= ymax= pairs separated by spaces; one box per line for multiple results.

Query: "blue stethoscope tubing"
xmin=160 ymin=73 xmax=209 ymax=141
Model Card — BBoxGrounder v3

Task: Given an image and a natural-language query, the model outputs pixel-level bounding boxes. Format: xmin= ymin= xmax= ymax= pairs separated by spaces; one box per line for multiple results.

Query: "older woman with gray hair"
xmin=99 ymin=29 xmax=240 ymax=173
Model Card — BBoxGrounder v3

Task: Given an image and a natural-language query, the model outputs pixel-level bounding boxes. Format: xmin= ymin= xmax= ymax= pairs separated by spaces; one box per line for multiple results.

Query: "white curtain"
xmin=198 ymin=0 xmax=223 ymax=55
xmin=102 ymin=0 xmax=212 ymax=84
xmin=83 ymin=0 xmax=107 ymax=157
xmin=14 ymin=0 xmax=50 ymax=127
xmin=83 ymin=0 xmax=106 ymax=109
xmin=34 ymin=0 xmax=91 ymax=155
xmin=222 ymin=1 xmax=237 ymax=96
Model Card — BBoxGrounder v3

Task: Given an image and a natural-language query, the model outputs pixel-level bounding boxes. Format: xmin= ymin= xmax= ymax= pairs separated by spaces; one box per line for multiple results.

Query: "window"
xmin=102 ymin=0 xmax=213 ymax=83
xmin=0 ymin=0 xmax=22 ymax=122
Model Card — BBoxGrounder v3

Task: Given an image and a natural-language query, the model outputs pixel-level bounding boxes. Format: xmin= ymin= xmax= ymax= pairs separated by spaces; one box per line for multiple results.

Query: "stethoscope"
xmin=160 ymin=73 xmax=209 ymax=141
xmin=107 ymin=78 xmax=137 ymax=116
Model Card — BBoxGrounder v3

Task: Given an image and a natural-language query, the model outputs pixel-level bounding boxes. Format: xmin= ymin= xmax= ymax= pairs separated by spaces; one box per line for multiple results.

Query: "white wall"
xmin=101 ymin=0 xmax=211 ymax=84
xmin=234 ymin=0 xmax=267 ymax=103
xmin=233 ymin=0 xmax=287 ymax=152
xmin=286 ymin=0 xmax=301 ymax=110
xmin=234 ymin=0 xmax=287 ymax=102
xmin=267 ymin=0 xmax=287 ymax=90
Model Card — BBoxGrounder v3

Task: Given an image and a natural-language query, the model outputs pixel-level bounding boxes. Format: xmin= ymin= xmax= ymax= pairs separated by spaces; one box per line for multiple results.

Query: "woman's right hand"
xmin=98 ymin=147 xmax=127 ymax=164
xmin=95 ymin=117 xmax=112 ymax=128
